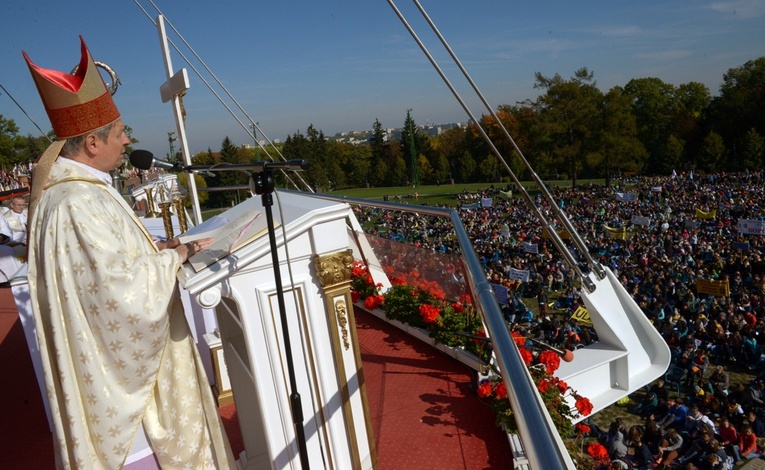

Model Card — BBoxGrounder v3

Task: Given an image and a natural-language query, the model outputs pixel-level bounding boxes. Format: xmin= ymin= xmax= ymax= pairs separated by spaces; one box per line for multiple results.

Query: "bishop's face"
xmin=97 ymin=119 xmax=130 ymax=172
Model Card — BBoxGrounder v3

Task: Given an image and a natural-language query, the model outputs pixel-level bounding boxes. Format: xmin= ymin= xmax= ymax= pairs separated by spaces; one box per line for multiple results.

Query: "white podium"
xmin=180 ymin=191 xmax=376 ymax=470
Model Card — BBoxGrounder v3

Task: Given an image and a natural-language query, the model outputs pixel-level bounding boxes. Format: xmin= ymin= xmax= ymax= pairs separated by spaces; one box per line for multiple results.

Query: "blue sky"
xmin=1 ymin=1 xmax=763 ymax=157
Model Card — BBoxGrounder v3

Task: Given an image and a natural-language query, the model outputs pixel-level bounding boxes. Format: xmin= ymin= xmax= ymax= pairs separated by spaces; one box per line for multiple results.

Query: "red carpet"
xmin=356 ymin=308 xmax=512 ymax=469
xmin=0 ymin=288 xmax=509 ymax=468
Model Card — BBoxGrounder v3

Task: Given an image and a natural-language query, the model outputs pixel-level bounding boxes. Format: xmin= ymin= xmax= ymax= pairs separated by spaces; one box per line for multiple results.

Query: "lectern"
xmin=179 ymin=191 xmax=376 ymax=469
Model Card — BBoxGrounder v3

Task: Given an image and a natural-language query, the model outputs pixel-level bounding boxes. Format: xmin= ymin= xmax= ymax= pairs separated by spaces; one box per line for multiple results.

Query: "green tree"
xmin=400 ymin=110 xmax=419 ymax=186
xmin=710 ymin=57 xmax=765 ymax=153
xmin=663 ymin=135 xmax=685 ymax=175
xmin=590 ymin=86 xmax=648 ymax=185
xmin=740 ymin=128 xmax=765 ymax=170
xmin=432 ymin=126 xmax=467 ymax=183
xmin=623 ymin=77 xmax=678 ymax=173
xmin=533 ymin=67 xmax=602 ymax=186
xmin=0 ymin=114 xmax=21 ymax=168
xmin=369 ymin=119 xmax=388 ymax=186
xmin=697 ymin=131 xmax=727 ymax=172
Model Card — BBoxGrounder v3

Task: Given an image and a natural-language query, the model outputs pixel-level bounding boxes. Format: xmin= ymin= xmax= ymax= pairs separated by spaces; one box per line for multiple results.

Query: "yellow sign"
xmin=541 ymin=228 xmax=571 ymax=240
xmin=695 ymin=208 xmax=717 ymax=219
xmin=697 ymin=279 xmax=730 ymax=297
xmin=570 ymin=306 xmax=592 ymax=326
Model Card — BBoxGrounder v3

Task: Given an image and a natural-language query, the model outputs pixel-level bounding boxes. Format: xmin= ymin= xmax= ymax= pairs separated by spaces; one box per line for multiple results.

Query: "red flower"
xmin=538 ymin=350 xmax=561 ymax=374
xmin=364 ymin=295 xmax=383 ymax=310
xmin=351 ymin=291 xmax=360 ymax=303
xmin=452 ymin=302 xmax=464 ymax=313
xmin=477 ymin=381 xmax=493 ymax=398
xmin=494 ymin=381 xmax=508 ymax=400
xmin=575 ymin=396 xmax=594 ymax=416
xmin=511 ymin=331 xmax=526 ymax=347
xmin=575 ymin=423 xmax=591 ymax=436
xmin=518 ymin=347 xmax=533 ymax=365
xmin=459 ymin=292 xmax=473 ymax=305
xmin=555 ymin=378 xmax=568 ymax=394
xmin=419 ymin=304 xmax=441 ymax=324
xmin=537 ymin=379 xmax=550 ymax=393
xmin=587 ymin=442 xmax=608 ymax=460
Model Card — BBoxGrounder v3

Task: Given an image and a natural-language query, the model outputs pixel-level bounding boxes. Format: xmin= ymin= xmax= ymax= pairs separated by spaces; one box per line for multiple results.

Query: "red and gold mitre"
xmin=22 ymin=36 xmax=120 ymax=139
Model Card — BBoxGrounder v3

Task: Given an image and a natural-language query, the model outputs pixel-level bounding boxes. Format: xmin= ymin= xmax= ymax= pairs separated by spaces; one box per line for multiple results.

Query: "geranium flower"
xmin=477 ymin=381 xmax=493 ymax=398
xmin=494 ymin=381 xmax=508 ymax=400
xmin=419 ymin=304 xmax=441 ymax=323
xmin=555 ymin=378 xmax=568 ymax=394
xmin=575 ymin=423 xmax=591 ymax=436
xmin=452 ymin=302 xmax=464 ymax=313
xmin=586 ymin=442 xmax=608 ymax=460
xmin=575 ymin=396 xmax=594 ymax=416
xmin=511 ymin=331 xmax=526 ymax=347
xmin=537 ymin=379 xmax=550 ymax=393
xmin=351 ymin=291 xmax=360 ymax=303
xmin=518 ymin=347 xmax=533 ymax=365
xmin=538 ymin=350 xmax=561 ymax=374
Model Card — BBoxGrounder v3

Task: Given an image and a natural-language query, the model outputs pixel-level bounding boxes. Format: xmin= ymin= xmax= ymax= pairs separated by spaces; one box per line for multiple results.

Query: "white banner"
xmin=631 ymin=215 xmax=651 ymax=226
xmin=651 ymin=186 xmax=663 ymax=193
xmin=491 ymin=283 xmax=510 ymax=305
xmin=615 ymin=192 xmax=637 ymax=202
xmin=508 ymin=268 xmax=530 ymax=283
xmin=523 ymin=242 xmax=538 ymax=254
xmin=739 ymin=219 xmax=765 ymax=236
xmin=481 ymin=197 xmax=493 ymax=208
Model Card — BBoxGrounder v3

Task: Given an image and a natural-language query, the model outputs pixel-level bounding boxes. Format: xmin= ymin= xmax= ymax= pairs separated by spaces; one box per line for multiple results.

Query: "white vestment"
xmin=3 ymin=208 xmax=27 ymax=243
xmin=28 ymin=160 xmax=235 ymax=469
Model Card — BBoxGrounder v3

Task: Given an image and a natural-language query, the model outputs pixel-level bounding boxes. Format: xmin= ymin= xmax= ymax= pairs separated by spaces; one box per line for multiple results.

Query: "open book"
xmin=178 ymin=209 xmax=276 ymax=272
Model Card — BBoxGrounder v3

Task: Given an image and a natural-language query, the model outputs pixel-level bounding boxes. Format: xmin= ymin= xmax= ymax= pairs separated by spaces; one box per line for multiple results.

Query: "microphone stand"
xmin=251 ymin=167 xmax=310 ymax=469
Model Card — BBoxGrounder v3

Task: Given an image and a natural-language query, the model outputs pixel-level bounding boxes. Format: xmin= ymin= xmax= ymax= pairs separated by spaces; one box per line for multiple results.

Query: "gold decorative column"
xmin=158 ymin=202 xmax=174 ymax=239
xmin=144 ymin=186 xmax=159 ymax=217
xmin=314 ymin=249 xmax=377 ymax=469
xmin=174 ymin=198 xmax=188 ymax=233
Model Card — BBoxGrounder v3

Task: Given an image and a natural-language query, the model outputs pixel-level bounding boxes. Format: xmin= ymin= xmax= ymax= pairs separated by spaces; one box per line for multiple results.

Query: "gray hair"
xmin=60 ymin=122 xmax=115 ymax=157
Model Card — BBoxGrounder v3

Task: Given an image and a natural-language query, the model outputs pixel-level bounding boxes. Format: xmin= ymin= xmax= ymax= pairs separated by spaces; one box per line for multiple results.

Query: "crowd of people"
xmin=362 ymin=170 xmax=765 ymax=469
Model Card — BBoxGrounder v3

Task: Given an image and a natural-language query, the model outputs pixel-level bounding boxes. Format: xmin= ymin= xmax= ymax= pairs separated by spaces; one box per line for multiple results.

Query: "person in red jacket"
xmin=738 ymin=425 xmax=762 ymax=459
xmin=717 ymin=416 xmax=741 ymax=462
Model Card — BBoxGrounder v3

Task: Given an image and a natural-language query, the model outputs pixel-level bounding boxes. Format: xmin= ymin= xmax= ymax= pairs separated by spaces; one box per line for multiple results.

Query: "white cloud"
xmin=636 ymin=50 xmax=694 ymax=61
xmin=706 ymin=0 xmax=765 ymax=19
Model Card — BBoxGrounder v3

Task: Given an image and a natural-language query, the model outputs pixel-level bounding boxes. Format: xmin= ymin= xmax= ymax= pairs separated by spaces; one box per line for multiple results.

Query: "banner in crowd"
xmin=523 ymin=242 xmax=538 ymax=254
xmin=603 ymin=224 xmax=638 ymax=240
xmin=461 ymin=202 xmax=480 ymax=210
xmin=695 ymin=208 xmax=717 ymax=219
xmin=696 ymin=278 xmax=730 ymax=297
xmin=508 ymin=268 xmax=530 ymax=282
xmin=738 ymin=219 xmax=765 ymax=236
xmin=651 ymin=186 xmax=663 ymax=193
xmin=733 ymin=241 xmax=750 ymax=251
xmin=491 ymin=283 xmax=509 ymax=306
xmin=570 ymin=306 xmax=593 ymax=326
xmin=481 ymin=197 xmax=493 ymax=208
xmin=630 ymin=215 xmax=651 ymax=226
xmin=542 ymin=228 xmax=571 ymax=240
xmin=615 ymin=192 xmax=637 ymax=202
xmin=684 ymin=220 xmax=701 ymax=229
xmin=499 ymin=189 xmax=513 ymax=199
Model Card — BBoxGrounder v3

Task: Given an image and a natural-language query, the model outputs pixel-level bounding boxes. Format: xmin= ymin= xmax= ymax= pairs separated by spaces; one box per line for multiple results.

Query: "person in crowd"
xmin=708 ymin=366 xmax=730 ymax=396
xmin=717 ymin=416 xmax=741 ymax=462
xmin=738 ymin=424 xmax=762 ymax=459
xmin=22 ymin=37 xmax=233 ymax=468
xmin=656 ymin=428 xmax=683 ymax=469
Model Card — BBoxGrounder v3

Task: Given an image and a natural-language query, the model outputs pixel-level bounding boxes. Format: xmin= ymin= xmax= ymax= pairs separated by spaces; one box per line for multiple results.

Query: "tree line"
xmin=1 ymin=56 xmax=762 ymax=205
xmin=274 ymin=57 xmax=764 ymax=192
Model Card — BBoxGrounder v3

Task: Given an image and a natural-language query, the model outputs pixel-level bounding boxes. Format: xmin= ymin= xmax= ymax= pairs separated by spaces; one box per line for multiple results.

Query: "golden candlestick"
xmin=144 ymin=186 xmax=159 ymax=218
xmin=174 ymin=198 xmax=188 ymax=233
xmin=159 ymin=202 xmax=174 ymax=239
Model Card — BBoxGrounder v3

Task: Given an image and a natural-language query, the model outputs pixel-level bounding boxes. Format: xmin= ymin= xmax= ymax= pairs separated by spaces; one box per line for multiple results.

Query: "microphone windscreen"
xmin=129 ymin=149 xmax=154 ymax=170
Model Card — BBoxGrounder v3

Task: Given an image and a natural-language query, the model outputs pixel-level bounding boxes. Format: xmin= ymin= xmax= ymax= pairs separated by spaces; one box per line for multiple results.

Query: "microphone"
xmin=129 ymin=149 xmax=183 ymax=171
